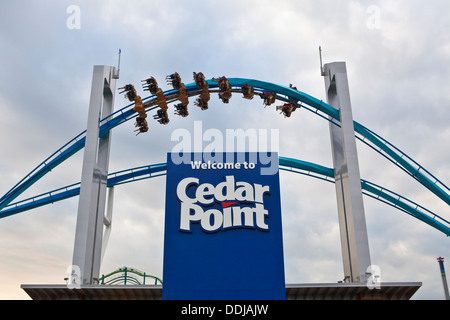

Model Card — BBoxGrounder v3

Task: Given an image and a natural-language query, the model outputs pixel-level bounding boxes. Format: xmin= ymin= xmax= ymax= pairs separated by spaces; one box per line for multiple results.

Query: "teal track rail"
xmin=1 ymin=157 xmax=449 ymax=236
xmin=0 ymin=78 xmax=448 ymax=235
xmin=279 ymin=157 xmax=450 ymax=237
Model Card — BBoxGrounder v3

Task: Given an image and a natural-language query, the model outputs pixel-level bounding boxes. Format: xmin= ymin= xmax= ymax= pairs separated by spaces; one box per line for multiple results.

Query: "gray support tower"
xmin=71 ymin=65 xmax=118 ymax=285
xmin=323 ymin=62 xmax=372 ymax=283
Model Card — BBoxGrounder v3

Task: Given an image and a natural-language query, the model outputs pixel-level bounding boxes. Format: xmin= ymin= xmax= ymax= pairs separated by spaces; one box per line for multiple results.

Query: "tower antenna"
xmin=319 ymin=46 xmax=326 ymax=76
xmin=113 ymin=48 xmax=121 ymax=79
xmin=319 ymin=46 xmax=325 ymax=76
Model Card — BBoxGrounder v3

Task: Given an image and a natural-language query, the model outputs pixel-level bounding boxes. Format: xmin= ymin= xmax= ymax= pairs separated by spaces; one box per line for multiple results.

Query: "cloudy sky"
xmin=0 ymin=0 xmax=449 ymax=300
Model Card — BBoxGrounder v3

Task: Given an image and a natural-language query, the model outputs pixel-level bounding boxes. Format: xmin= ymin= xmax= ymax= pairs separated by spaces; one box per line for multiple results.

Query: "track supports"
xmin=70 ymin=65 xmax=117 ymax=286
xmin=323 ymin=62 xmax=372 ymax=283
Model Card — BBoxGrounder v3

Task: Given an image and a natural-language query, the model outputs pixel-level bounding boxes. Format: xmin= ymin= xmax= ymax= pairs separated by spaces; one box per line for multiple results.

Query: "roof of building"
xmin=21 ymin=282 xmax=421 ymax=300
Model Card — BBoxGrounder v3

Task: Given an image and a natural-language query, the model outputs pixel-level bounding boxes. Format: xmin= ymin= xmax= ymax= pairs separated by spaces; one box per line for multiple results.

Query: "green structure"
xmin=100 ymin=267 xmax=162 ymax=286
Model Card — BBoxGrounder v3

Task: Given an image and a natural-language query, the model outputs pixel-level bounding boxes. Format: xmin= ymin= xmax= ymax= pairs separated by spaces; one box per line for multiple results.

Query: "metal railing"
xmin=100 ymin=267 xmax=162 ymax=285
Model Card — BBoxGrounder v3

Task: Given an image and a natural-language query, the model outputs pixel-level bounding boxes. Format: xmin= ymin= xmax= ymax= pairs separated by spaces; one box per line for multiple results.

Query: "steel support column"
xmin=437 ymin=257 xmax=450 ymax=300
xmin=71 ymin=65 xmax=117 ymax=285
xmin=323 ymin=62 xmax=371 ymax=283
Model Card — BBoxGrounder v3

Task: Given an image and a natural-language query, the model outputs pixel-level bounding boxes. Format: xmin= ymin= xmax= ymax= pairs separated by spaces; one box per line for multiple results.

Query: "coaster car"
xmin=193 ymin=72 xmax=208 ymax=89
xmin=119 ymin=84 xmax=137 ymax=102
xmin=177 ymin=83 xmax=189 ymax=107
xmin=194 ymin=95 xmax=209 ymax=110
xmin=134 ymin=116 xmax=149 ymax=135
xmin=214 ymin=76 xmax=232 ymax=103
xmin=166 ymin=72 xmax=182 ymax=90
xmin=132 ymin=96 xmax=146 ymax=118
xmin=175 ymin=103 xmax=189 ymax=117
xmin=142 ymin=77 xmax=159 ymax=95
xmin=241 ymin=84 xmax=254 ymax=100
xmin=155 ymin=88 xmax=168 ymax=111
xmin=154 ymin=109 xmax=170 ymax=125
xmin=261 ymin=91 xmax=276 ymax=106
xmin=276 ymin=102 xmax=298 ymax=118
xmin=195 ymin=86 xmax=210 ymax=110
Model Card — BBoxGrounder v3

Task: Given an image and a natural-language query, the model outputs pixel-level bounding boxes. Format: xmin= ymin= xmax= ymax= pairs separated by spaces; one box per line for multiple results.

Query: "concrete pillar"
xmin=324 ymin=62 xmax=371 ymax=283
xmin=71 ymin=65 xmax=117 ymax=285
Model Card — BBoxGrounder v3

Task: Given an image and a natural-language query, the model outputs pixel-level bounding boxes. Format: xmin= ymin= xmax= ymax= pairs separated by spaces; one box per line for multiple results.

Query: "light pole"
xmin=437 ymin=257 xmax=450 ymax=300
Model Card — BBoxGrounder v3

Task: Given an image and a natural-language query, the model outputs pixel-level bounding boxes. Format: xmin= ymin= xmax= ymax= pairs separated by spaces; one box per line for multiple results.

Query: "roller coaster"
xmin=0 ymin=73 xmax=449 ymax=239
xmin=99 ymin=267 xmax=162 ymax=286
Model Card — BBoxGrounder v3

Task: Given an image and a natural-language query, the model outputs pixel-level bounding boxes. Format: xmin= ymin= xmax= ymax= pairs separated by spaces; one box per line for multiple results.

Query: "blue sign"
xmin=162 ymin=152 xmax=285 ymax=300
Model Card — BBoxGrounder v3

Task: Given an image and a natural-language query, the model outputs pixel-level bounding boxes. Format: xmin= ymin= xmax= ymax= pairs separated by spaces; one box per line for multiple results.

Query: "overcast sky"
xmin=0 ymin=0 xmax=449 ymax=300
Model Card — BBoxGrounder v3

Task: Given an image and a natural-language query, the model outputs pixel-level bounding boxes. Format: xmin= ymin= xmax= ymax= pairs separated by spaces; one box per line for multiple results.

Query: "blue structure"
xmin=162 ymin=152 xmax=286 ymax=299
xmin=0 ymin=77 xmax=448 ymax=235
xmin=1 ymin=157 xmax=449 ymax=237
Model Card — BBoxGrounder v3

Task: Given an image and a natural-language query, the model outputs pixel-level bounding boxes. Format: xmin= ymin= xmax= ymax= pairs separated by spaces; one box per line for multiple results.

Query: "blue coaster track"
xmin=0 ymin=77 xmax=448 ymax=236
